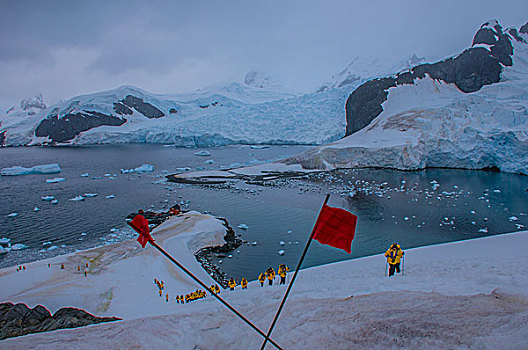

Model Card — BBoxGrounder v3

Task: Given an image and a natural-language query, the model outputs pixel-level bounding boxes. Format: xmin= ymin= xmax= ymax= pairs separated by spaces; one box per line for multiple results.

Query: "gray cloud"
xmin=0 ymin=0 xmax=527 ymax=108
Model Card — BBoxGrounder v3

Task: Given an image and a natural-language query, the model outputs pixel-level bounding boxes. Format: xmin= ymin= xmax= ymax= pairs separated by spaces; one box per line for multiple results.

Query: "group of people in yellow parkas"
xmin=385 ymin=243 xmax=405 ymax=277
xmin=176 ymin=289 xmax=207 ymax=304
xmin=210 ymin=284 xmax=221 ymax=294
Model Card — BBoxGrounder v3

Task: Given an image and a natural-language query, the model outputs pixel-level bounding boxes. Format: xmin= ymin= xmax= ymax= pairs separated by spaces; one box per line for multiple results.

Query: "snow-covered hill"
xmin=1 ymin=210 xmax=527 ymax=349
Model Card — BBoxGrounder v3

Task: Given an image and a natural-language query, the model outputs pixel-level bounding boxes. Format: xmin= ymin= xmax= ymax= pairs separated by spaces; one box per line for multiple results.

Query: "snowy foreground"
xmin=1 ymin=211 xmax=527 ymax=349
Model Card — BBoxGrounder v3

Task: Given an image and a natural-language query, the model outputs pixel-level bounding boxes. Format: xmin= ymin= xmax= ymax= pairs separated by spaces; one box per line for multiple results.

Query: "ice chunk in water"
xmin=278 ymin=250 xmax=285 ymax=255
xmin=1 ymin=163 xmax=61 ymax=176
xmin=194 ymin=150 xmax=211 ymax=156
xmin=237 ymin=224 xmax=249 ymax=230
xmin=46 ymin=177 xmax=65 ymax=183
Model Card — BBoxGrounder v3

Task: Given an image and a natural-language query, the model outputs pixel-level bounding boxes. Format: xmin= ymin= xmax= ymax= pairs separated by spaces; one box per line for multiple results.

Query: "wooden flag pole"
xmin=260 ymin=194 xmax=330 ymax=350
xmin=148 ymin=240 xmax=283 ymax=350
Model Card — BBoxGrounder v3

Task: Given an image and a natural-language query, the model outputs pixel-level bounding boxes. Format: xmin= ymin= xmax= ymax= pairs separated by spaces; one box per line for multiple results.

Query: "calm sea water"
xmin=1 ymin=145 xmax=527 ymax=281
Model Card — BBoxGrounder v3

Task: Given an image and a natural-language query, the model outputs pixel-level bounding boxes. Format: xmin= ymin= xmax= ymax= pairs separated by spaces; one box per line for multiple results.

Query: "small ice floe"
xmin=176 ymin=167 xmax=192 ymax=172
xmin=404 ymin=217 xmax=409 ymax=221
xmin=0 ymin=237 xmax=11 ymax=244
xmin=278 ymin=250 xmax=285 ymax=256
xmin=43 ymin=241 xmax=52 ymax=246
xmin=7 ymin=213 xmax=18 ymax=218
xmin=81 ymin=232 xmax=87 ymax=236
xmin=41 ymin=196 xmax=55 ymax=201
xmin=250 ymin=145 xmax=270 ymax=149
xmin=106 ymin=195 xmax=115 ymax=199
xmin=237 ymin=224 xmax=249 ymax=230
xmin=83 ymin=193 xmax=98 ymax=197
xmin=104 ymin=174 xmax=112 ymax=177
xmin=493 ymin=189 xmax=501 ymax=193
xmin=50 ymin=199 xmax=58 ymax=204
xmin=0 ymin=246 xmax=7 ymax=254
xmin=91 ymin=176 xmax=102 ymax=179
xmin=478 ymin=228 xmax=488 ymax=233
xmin=34 ymin=207 xmax=40 ymax=211
xmin=287 ymin=230 xmax=293 ymax=234
xmin=227 ymin=254 xmax=233 ymax=258
xmin=508 ymin=216 xmax=519 ymax=221
xmin=46 ymin=177 xmax=66 ymax=183
xmin=1 ymin=163 xmax=61 ymax=176
xmin=120 ymin=164 xmax=155 ymax=174
xmin=516 ymin=224 xmax=525 ymax=230
xmin=194 ymin=150 xmax=211 ymax=156
xmin=80 ymin=173 xmax=89 ymax=177
xmin=279 ymin=241 xmax=286 ymax=246
xmin=47 ymin=245 xmax=58 ymax=251
xmin=251 ymin=241 xmax=258 ymax=246
xmin=10 ymin=243 xmax=27 ymax=251
xmin=204 ymin=159 xmax=214 ymax=164
xmin=69 ymin=196 xmax=85 ymax=201
xmin=470 ymin=210 xmax=476 ymax=214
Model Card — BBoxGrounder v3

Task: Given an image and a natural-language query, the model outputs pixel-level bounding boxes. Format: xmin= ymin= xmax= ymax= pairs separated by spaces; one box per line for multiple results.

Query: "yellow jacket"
xmin=258 ymin=273 xmax=266 ymax=282
xmin=385 ymin=245 xmax=404 ymax=264
xmin=228 ymin=279 xmax=237 ymax=288
xmin=241 ymin=278 xmax=248 ymax=288
xmin=266 ymin=269 xmax=275 ymax=280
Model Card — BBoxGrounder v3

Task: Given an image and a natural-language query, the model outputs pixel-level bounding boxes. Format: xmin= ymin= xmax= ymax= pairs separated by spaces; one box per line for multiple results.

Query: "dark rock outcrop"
xmin=520 ymin=22 xmax=528 ymax=34
xmin=35 ymin=109 xmax=127 ymax=143
xmin=0 ymin=302 xmax=120 ymax=340
xmin=345 ymin=20 xmax=521 ymax=137
xmin=117 ymin=95 xmax=165 ymax=119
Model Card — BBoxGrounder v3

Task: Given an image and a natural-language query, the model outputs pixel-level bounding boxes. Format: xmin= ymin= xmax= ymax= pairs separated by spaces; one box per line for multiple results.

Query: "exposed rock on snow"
xmin=345 ymin=20 xmax=520 ymax=136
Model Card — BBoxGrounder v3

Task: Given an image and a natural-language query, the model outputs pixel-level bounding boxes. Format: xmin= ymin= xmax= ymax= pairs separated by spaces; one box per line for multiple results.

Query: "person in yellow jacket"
xmin=241 ymin=277 xmax=248 ymax=289
xmin=258 ymin=272 xmax=266 ymax=287
xmin=385 ymin=243 xmax=405 ymax=277
xmin=278 ymin=264 xmax=290 ymax=285
xmin=228 ymin=278 xmax=237 ymax=290
xmin=266 ymin=267 xmax=275 ymax=286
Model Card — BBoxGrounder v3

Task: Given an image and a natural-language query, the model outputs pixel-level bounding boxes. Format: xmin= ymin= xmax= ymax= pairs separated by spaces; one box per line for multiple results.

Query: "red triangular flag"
xmin=128 ymin=214 xmax=152 ymax=248
xmin=312 ymin=204 xmax=357 ymax=254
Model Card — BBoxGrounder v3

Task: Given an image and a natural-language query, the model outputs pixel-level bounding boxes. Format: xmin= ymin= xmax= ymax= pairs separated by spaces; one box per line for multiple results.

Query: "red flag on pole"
xmin=128 ymin=214 xmax=152 ymax=248
xmin=312 ymin=204 xmax=357 ymax=254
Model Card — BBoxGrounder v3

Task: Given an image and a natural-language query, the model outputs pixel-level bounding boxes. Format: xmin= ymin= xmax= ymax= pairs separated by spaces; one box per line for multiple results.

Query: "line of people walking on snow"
xmin=228 ymin=263 xmax=291 ymax=290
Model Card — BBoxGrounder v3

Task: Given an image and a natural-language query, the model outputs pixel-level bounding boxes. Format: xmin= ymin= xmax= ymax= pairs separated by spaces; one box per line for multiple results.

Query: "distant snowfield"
xmin=1 ymin=210 xmax=527 ymax=349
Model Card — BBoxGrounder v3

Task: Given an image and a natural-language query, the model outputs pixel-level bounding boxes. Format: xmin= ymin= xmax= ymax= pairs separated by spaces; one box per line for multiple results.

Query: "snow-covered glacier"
xmin=0 ymin=75 xmax=351 ymax=147
xmin=279 ymin=21 xmax=528 ymax=175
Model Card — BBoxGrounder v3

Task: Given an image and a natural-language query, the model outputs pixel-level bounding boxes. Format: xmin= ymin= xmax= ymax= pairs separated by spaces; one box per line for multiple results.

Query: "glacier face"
xmin=281 ymin=23 xmax=528 ymax=175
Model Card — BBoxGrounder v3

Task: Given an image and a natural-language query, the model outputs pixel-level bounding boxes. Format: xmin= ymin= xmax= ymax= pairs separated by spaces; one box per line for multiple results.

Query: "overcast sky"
xmin=0 ymin=0 xmax=526 ymax=108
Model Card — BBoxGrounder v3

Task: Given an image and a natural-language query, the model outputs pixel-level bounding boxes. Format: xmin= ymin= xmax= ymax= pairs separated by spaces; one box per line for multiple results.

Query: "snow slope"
xmin=1 ymin=207 xmax=527 ymax=349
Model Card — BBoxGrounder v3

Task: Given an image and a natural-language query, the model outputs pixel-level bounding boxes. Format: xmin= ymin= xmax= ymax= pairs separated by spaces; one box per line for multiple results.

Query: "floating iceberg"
xmin=237 ymin=224 xmax=249 ymax=230
xmin=120 ymin=164 xmax=155 ymax=174
xmin=1 ymin=163 xmax=61 ymax=176
xmin=10 ymin=243 xmax=27 ymax=251
xmin=41 ymin=196 xmax=55 ymax=201
xmin=0 ymin=237 xmax=11 ymax=244
xmin=194 ymin=150 xmax=211 ymax=156
xmin=84 ymin=193 xmax=98 ymax=197
xmin=69 ymin=196 xmax=85 ymax=201
xmin=106 ymin=195 xmax=115 ymax=199
xmin=46 ymin=177 xmax=66 ymax=183
xmin=278 ymin=250 xmax=285 ymax=255
xmin=7 ymin=213 xmax=18 ymax=218
xmin=250 ymin=145 xmax=270 ymax=149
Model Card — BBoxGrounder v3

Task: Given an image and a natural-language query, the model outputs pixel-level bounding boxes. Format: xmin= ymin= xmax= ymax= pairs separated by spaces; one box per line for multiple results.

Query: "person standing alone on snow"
xmin=385 ymin=243 xmax=404 ymax=277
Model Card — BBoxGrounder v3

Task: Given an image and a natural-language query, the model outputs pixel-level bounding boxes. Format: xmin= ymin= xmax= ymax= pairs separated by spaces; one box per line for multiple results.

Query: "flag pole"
xmin=260 ymin=194 xmax=330 ymax=350
xmin=148 ymin=240 xmax=284 ymax=350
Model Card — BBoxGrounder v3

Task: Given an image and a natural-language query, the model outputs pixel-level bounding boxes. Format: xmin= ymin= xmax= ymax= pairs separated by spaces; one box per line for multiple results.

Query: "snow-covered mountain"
xmin=0 ymin=73 xmax=349 ymax=146
xmin=276 ymin=20 xmax=528 ymax=175
xmin=318 ymin=53 xmax=427 ymax=92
